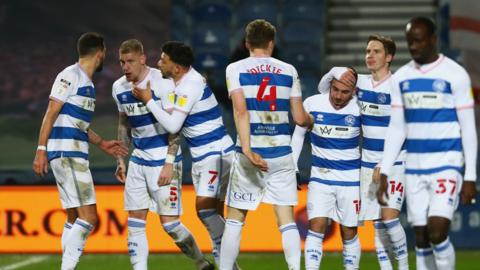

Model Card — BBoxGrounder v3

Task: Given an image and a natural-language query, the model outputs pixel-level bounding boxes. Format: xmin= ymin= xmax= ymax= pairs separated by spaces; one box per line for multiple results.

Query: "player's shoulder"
xmin=112 ymin=75 xmax=129 ymax=94
xmin=304 ymin=93 xmax=327 ymax=110
xmin=57 ymin=64 xmax=81 ymax=84
xmin=177 ymin=68 xmax=205 ymax=93
xmin=269 ymin=57 xmax=297 ymax=74
xmin=441 ymin=56 xmax=469 ymax=77
xmin=356 ymin=74 xmax=371 ymax=87
xmin=148 ymin=67 xmax=175 ymax=87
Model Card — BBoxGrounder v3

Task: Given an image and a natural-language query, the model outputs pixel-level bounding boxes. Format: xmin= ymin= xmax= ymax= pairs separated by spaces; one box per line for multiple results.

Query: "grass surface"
xmin=0 ymin=251 xmax=479 ymax=269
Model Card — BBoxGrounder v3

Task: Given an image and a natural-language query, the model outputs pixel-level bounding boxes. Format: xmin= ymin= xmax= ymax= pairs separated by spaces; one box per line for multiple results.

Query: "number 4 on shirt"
xmin=257 ymin=76 xmax=277 ymax=111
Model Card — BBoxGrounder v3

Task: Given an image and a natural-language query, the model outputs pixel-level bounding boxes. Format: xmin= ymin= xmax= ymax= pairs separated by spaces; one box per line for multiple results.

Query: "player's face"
xmin=158 ymin=52 xmax=175 ymax=79
xmin=365 ymin=40 xmax=391 ymax=73
xmin=329 ymin=79 xmax=355 ymax=110
xmin=119 ymin=52 xmax=146 ymax=83
xmin=406 ymin=22 xmax=436 ymax=64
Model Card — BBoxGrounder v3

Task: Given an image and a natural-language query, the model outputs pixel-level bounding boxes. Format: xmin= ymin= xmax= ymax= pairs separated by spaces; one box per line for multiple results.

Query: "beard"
xmin=95 ymin=58 xmax=104 ymax=73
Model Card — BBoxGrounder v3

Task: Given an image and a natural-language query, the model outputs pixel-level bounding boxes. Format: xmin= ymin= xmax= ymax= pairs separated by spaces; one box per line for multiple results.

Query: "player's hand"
xmin=115 ymin=159 xmax=127 ymax=183
xmin=132 ymin=81 xmax=153 ymax=104
xmin=158 ymin=162 xmax=174 ymax=186
xmin=243 ymin=150 xmax=268 ymax=172
xmin=461 ymin=181 xmax=477 ymax=205
xmin=372 ymin=167 xmax=381 ymax=184
xmin=376 ymin=173 xmax=389 ymax=206
xmin=296 ymin=171 xmax=302 ymax=190
xmin=33 ymin=149 xmax=49 ymax=177
xmin=339 ymin=68 xmax=357 ymax=89
xmin=99 ymin=140 xmax=129 ymax=157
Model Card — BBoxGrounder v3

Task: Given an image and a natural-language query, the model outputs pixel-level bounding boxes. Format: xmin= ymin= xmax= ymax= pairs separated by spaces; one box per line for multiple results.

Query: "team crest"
xmin=433 ymin=80 xmax=446 ymax=92
xmin=344 ymin=115 xmax=356 ymax=126
xmin=377 ymin=93 xmax=387 ymax=104
xmin=122 ymin=94 xmax=127 ymax=102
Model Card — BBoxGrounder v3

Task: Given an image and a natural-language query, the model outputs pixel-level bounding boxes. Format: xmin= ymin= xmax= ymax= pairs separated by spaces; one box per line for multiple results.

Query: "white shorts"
xmin=124 ymin=161 xmax=183 ymax=216
xmin=191 ymin=151 xmax=233 ymax=201
xmin=359 ymin=165 xmax=405 ymax=221
xmin=406 ymin=169 xmax=462 ymax=226
xmin=307 ymin=181 xmax=360 ymax=227
xmin=226 ymin=153 xmax=297 ymax=210
xmin=50 ymin=157 xmax=96 ymax=209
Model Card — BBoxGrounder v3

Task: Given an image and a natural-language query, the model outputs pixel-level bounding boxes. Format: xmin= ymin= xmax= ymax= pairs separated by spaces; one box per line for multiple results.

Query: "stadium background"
xmin=0 ymin=0 xmax=479 ymax=269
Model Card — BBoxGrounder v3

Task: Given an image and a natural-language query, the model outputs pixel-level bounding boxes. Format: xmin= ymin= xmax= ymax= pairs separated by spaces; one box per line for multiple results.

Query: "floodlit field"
xmin=0 ymin=251 xmax=479 ymax=270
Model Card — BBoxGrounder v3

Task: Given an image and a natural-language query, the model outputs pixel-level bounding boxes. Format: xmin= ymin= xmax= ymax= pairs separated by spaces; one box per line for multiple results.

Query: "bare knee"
xmin=427 ymin=217 xmax=450 ymax=244
xmin=414 ymin=226 xmax=430 ymax=248
xmin=340 ymin=225 xmax=357 ymax=241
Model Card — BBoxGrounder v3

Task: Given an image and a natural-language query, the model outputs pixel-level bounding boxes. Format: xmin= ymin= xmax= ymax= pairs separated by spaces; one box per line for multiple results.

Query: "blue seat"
xmin=283 ymin=45 xmax=322 ymax=70
xmin=282 ymin=21 xmax=322 ymax=45
xmin=192 ymin=24 xmax=230 ymax=51
xmin=282 ymin=0 xmax=324 ymax=23
xmin=236 ymin=2 xmax=278 ymax=27
xmin=298 ymin=69 xmax=321 ymax=96
xmin=195 ymin=51 xmax=229 ymax=71
xmin=192 ymin=2 xmax=231 ymax=23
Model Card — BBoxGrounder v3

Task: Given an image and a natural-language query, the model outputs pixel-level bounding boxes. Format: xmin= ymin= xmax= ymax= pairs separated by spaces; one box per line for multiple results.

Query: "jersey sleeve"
xmin=173 ymin=81 xmax=202 ymax=113
xmin=226 ymin=64 xmax=242 ymax=96
xmin=452 ymin=67 xmax=474 ymax=109
xmin=303 ymin=96 xmax=312 ymax=113
xmin=290 ymin=65 xmax=302 ymax=98
xmin=49 ymin=70 xmax=77 ymax=103
xmin=390 ymin=72 xmax=404 ymax=108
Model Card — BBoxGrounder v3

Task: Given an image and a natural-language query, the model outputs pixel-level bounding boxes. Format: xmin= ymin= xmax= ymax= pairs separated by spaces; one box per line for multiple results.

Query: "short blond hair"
xmin=119 ymin=39 xmax=144 ymax=54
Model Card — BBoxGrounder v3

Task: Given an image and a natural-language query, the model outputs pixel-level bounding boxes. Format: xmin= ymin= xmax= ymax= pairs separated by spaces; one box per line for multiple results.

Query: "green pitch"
xmin=0 ymin=251 xmax=478 ymax=269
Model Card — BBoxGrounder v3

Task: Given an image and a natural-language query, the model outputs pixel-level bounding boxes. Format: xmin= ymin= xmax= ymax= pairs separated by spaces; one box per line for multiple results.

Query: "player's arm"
xmin=291 ymin=125 xmax=308 ymax=189
xmin=377 ymin=106 xmax=406 ymax=205
xmin=158 ymin=133 xmax=181 ymax=186
xmin=231 ymin=89 xmax=268 ymax=172
xmin=87 ymin=128 xmax=129 ymax=158
xmin=115 ymin=112 xmax=131 ymax=183
xmin=291 ymin=98 xmax=313 ymax=127
xmin=32 ymin=99 xmax=64 ymax=177
xmin=132 ymin=81 xmax=187 ymax=134
xmin=454 ymin=72 xmax=477 ymax=204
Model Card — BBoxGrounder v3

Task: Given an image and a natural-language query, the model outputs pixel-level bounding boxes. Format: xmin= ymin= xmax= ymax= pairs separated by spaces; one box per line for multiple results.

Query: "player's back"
xmin=226 ymin=56 xmax=302 ymax=159
xmin=112 ymin=68 xmax=180 ymax=165
xmin=393 ymin=54 xmax=470 ymax=174
xmin=175 ymin=68 xmax=233 ymax=162
xmin=305 ymin=93 xmax=361 ymax=184
xmin=47 ymin=63 xmax=96 ymax=161
xmin=357 ymin=74 xmax=405 ymax=168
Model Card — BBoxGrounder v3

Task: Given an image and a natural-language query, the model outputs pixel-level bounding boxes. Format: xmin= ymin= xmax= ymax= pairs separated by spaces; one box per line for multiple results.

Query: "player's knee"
xmin=414 ymin=227 xmax=430 ymax=247
xmin=428 ymin=229 xmax=448 ymax=245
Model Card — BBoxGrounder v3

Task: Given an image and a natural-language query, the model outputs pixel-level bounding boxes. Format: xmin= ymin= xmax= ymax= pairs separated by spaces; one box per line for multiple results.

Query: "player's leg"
xmin=124 ymin=162 xmax=154 ymax=270
xmin=51 ymin=157 xmax=97 ymax=270
xmin=304 ymin=217 xmax=328 ymax=270
xmin=220 ymin=207 xmax=248 ymax=270
xmin=406 ymin=174 xmax=436 ymax=270
xmin=336 ymin=185 xmax=361 ymax=270
xmin=127 ymin=210 xmax=149 ymax=270
xmin=160 ymin=215 xmax=214 ymax=270
xmin=265 ymin=155 xmax=300 ymax=270
xmin=427 ymin=169 xmax=462 ymax=270
xmin=192 ymin=155 xmax=228 ymax=266
xmin=359 ymin=166 xmax=394 ymax=269
xmin=382 ymin=166 xmax=409 ymax=270
xmin=221 ymin=152 xmax=264 ymax=270
xmin=62 ymin=208 xmax=78 ymax=253
xmin=340 ymin=225 xmax=361 ymax=270
xmin=304 ymin=181 xmax=335 ymax=270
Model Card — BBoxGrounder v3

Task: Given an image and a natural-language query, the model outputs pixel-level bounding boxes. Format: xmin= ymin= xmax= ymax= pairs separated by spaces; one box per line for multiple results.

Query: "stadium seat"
xmin=298 ymin=69 xmax=321 ymax=96
xmin=283 ymin=44 xmax=322 ymax=71
xmin=282 ymin=20 xmax=323 ymax=45
xmin=192 ymin=2 xmax=231 ymax=23
xmin=282 ymin=0 xmax=325 ymax=23
xmin=236 ymin=1 xmax=278 ymax=27
xmin=192 ymin=24 xmax=230 ymax=51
